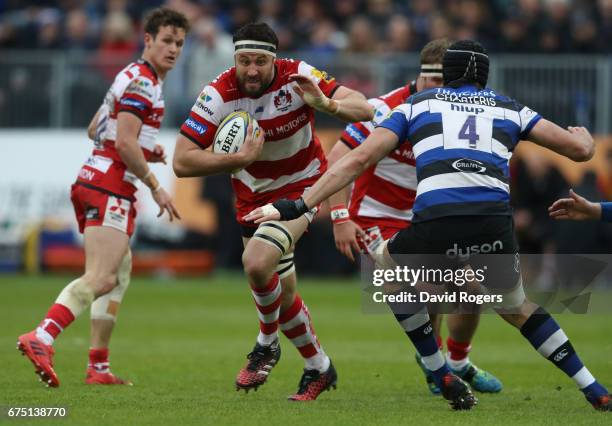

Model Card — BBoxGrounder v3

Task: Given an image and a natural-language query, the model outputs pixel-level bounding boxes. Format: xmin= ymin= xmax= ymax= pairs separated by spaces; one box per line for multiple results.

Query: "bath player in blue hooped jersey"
xmin=244 ymin=40 xmax=611 ymax=412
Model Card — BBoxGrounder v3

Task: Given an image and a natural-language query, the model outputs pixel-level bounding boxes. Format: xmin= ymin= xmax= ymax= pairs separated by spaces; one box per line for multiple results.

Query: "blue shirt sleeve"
xmin=601 ymin=202 xmax=612 ymax=222
xmin=376 ymin=107 xmax=410 ymax=145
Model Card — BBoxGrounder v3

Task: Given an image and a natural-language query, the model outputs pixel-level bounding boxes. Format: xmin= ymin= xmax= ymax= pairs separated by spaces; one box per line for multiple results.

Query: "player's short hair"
xmin=443 ymin=39 xmax=489 ymax=89
xmin=233 ymin=22 xmax=279 ymax=50
xmin=420 ymin=38 xmax=450 ymax=65
xmin=143 ymin=7 xmax=190 ymax=38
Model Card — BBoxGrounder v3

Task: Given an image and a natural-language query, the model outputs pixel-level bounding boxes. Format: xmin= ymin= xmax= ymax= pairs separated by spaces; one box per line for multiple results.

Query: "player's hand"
xmin=151 ymin=186 xmax=181 ymax=221
xmin=237 ymin=123 xmax=265 ymax=168
xmin=289 ymin=74 xmax=338 ymax=114
xmin=243 ymin=198 xmax=309 ymax=223
xmin=333 ymin=220 xmax=366 ymax=262
xmin=548 ymin=189 xmax=601 ymax=220
xmin=149 ymin=144 xmax=167 ymax=164
xmin=567 ymin=126 xmax=593 ymax=144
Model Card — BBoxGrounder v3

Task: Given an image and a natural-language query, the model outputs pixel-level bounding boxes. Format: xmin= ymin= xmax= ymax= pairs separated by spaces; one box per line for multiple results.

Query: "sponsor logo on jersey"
xmin=345 ymin=124 xmax=366 ymax=144
xmin=125 ymin=79 xmax=154 ymax=99
xmin=450 ymin=104 xmax=485 ymax=114
xmin=185 ymin=118 xmax=208 ymax=135
xmin=310 ymin=68 xmax=334 ymax=83
xmin=274 ymin=111 xmax=308 ymax=135
xmin=78 ymin=168 xmax=95 ymax=181
xmin=255 ymin=106 xmax=264 ymax=114
xmin=446 ymin=240 xmax=504 ymax=260
xmin=452 ymin=158 xmax=487 ymax=174
xmin=120 ymin=98 xmax=146 ymax=110
xmin=273 ymin=89 xmax=292 ymax=112
xmin=195 ymin=101 xmax=214 ymax=116
xmin=85 ymin=207 xmax=99 ymax=220
xmin=126 ymin=85 xmax=153 ymax=98
xmin=434 ymin=88 xmax=497 ymax=106
xmin=199 ymin=91 xmax=212 ymax=102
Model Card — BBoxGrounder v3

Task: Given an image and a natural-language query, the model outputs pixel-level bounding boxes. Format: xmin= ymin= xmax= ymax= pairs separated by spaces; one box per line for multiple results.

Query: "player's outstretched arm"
xmin=548 ymin=189 xmax=602 ymax=221
xmin=243 ymin=127 xmax=398 ymax=224
xmin=326 ymin=141 xmax=366 ymax=261
xmin=115 ymin=112 xmax=180 ymax=221
xmin=173 ymin=124 xmax=264 ymax=177
xmin=527 ymin=119 xmax=594 ymax=162
xmin=329 ymin=85 xmax=374 ymax=122
xmin=289 ymin=74 xmax=373 ymax=122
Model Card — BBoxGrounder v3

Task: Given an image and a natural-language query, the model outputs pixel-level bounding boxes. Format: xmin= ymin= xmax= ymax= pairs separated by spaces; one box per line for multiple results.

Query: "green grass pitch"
xmin=1 ymin=273 xmax=610 ymax=425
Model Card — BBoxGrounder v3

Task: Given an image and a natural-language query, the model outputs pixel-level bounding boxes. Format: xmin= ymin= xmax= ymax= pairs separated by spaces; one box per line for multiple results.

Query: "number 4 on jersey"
xmin=458 ymin=115 xmax=479 ymax=148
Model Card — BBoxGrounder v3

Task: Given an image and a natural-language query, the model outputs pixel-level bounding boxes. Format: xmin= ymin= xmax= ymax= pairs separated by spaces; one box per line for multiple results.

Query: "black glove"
xmin=272 ymin=197 xmax=310 ymax=220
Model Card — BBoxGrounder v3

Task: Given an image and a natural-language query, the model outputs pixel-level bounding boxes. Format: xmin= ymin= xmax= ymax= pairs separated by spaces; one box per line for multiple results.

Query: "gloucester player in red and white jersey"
xmin=325 ymin=39 xmax=502 ymax=395
xmin=173 ymin=22 xmax=373 ymax=400
xmin=17 ymin=8 xmax=188 ymax=388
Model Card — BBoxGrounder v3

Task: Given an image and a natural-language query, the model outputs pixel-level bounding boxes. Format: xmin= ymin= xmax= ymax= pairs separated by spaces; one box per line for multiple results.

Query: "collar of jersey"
xmin=138 ymin=58 xmax=158 ymax=80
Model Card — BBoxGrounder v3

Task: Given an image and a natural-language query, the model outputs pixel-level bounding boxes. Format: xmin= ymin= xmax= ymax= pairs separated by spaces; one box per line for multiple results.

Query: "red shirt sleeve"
xmin=179 ymin=84 xmax=226 ymax=149
xmin=118 ymin=76 xmax=154 ymax=121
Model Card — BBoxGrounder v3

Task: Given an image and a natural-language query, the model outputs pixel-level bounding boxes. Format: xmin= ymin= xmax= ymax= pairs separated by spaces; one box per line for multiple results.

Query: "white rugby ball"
xmin=212 ymin=111 xmax=259 ymax=155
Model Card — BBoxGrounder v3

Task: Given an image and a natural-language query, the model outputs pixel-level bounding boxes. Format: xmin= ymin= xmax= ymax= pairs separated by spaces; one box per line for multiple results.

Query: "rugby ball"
xmin=212 ymin=111 xmax=259 ymax=155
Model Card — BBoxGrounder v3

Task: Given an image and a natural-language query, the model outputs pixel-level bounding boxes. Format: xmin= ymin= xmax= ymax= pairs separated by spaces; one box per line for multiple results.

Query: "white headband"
xmin=420 ymin=63 xmax=443 ymax=77
xmin=234 ymin=39 xmax=277 ymax=57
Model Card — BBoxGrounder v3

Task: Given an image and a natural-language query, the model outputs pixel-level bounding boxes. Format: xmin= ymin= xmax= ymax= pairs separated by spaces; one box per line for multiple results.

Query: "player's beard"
xmin=237 ymin=73 xmax=273 ymax=98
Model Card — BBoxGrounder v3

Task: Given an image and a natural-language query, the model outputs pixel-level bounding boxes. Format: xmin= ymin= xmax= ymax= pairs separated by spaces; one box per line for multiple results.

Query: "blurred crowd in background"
xmin=1 ymin=0 xmax=611 ymax=54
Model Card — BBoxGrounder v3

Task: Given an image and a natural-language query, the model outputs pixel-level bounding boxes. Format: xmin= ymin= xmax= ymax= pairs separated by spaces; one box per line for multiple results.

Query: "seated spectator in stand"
xmin=96 ymin=11 xmax=137 ymax=82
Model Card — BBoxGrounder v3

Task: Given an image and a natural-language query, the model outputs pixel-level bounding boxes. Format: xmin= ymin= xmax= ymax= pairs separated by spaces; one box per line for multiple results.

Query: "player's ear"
xmin=144 ymin=32 xmax=153 ymax=48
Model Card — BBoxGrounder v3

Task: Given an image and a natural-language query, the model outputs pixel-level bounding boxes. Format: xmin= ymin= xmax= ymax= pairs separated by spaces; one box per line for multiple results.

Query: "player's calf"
xmin=502 ymin=303 xmax=611 ymax=411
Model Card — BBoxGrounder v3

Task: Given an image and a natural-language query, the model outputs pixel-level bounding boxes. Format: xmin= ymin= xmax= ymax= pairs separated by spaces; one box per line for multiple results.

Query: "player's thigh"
xmin=83 ymin=226 xmax=130 ymax=276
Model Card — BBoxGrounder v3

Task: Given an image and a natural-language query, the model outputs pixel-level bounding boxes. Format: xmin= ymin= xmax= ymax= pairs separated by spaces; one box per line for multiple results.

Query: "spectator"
xmin=63 ymin=9 xmax=96 ymax=51
xmin=326 ymin=0 xmax=361 ymax=29
xmin=292 ymin=0 xmax=323 ymax=49
xmin=408 ymin=0 xmax=437 ymax=47
xmin=37 ymin=7 xmax=61 ymax=49
xmin=302 ymin=19 xmax=341 ymax=61
xmin=597 ymin=0 xmax=612 ymax=52
xmin=429 ymin=14 xmax=452 ymax=41
xmin=187 ymin=17 xmax=234 ymax=99
xmin=344 ymin=15 xmax=377 ymax=53
xmin=540 ymin=0 xmax=571 ymax=52
xmin=96 ymin=11 xmax=137 ymax=81
xmin=365 ymin=0 xmax=394 ymax=40
xmin=385 ymin=14 xmax=415 ymax=53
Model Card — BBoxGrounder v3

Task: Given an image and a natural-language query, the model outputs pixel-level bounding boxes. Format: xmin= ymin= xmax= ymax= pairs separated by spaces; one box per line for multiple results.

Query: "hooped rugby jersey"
xmin=339 ymin=82 xmax=417 ymax=230
xmin=179 ymin=59 xmax=339 ymax=223
xmin=76 ymin=60 xmax=164 ymax=200
xmin=378 ymin=84 xmax=542 ymax=223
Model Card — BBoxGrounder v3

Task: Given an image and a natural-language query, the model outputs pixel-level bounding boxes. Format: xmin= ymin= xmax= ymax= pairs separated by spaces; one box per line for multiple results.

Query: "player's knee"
xmin=84 ymin=272 xmax=118 ymax=297
xmin=242 ymin=252 xmax=274 ymax=284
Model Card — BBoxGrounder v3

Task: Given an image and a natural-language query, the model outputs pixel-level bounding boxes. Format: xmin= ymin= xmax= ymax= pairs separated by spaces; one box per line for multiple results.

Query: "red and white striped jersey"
xmin=76 ymin=60 xmax=164 ymax=200
xmin=339 ymin=82 xmax=417 ymax=234
xmin=180 ymin=58 xmax=339 ymax=225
